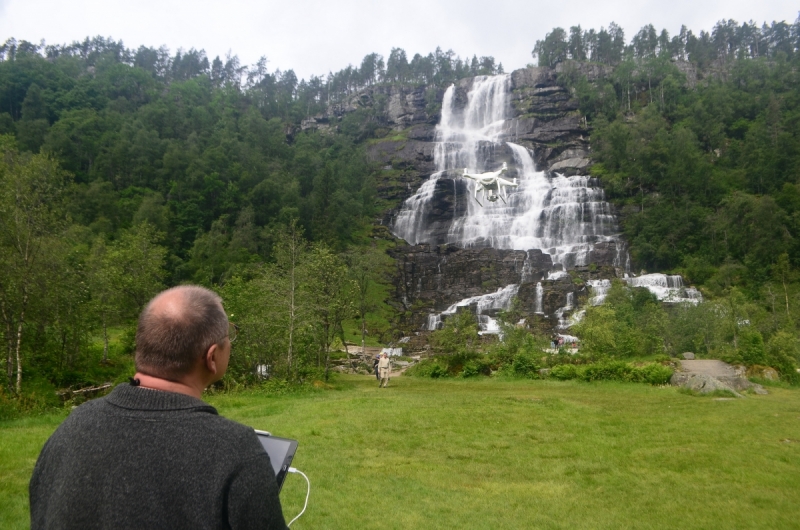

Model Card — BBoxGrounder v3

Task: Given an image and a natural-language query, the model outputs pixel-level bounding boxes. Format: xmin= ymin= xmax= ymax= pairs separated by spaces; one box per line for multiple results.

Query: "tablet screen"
xmin=254 ymin=432 xmax=298 ymax=492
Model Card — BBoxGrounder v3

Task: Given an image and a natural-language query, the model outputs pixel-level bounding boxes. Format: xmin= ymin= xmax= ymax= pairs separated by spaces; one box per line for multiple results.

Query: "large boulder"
xmin=746 ymin=365 xmax=780 ymax=381
xmin=671 ymin=360 xmax=768 ymax=396
xmin=670 ymin=373 xmax=744 ymax=397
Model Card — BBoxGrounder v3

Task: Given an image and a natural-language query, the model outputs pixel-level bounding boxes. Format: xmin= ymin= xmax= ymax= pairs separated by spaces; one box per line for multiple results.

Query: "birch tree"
xmin=0 ymin=141 xmax=69 ymax=393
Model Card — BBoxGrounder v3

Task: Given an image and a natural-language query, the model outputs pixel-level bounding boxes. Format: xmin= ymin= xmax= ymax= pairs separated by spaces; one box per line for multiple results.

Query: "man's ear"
xmin=204 ymin=343 xmax=221 ymax=375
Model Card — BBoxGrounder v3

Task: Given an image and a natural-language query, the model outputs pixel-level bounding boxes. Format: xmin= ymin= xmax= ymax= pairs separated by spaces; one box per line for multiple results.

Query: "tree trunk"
xmin=287 ymin=257 xmax=296 ymax=379
xmin=782 ymin=279 xmax=790 ymax=318
xmin=2 ymin=301 xmax=13 ymax=391
xmin=323 ymin=322 xmax=330 ymax=381
xmin=361 ymin=314 xmax=366 ymax=366
xmin=14 ymin=289 xmax=28 ymax=394
xmin=15 ymin=319 xmax=23 ymax=395
xmin=5 ymin=321 xmax=12 ymax=391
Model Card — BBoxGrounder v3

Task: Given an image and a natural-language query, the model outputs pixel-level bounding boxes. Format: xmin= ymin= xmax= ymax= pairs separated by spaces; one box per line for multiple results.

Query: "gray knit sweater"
xmin=30 ymin=384 xmax=287 ymax=529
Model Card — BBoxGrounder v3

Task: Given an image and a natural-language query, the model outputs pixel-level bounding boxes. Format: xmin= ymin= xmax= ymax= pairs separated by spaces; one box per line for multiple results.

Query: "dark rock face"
xmin=388 ymin=244 xmax=555 ymax=329
xmin=303 ymin=84 xmax=439 ymax=134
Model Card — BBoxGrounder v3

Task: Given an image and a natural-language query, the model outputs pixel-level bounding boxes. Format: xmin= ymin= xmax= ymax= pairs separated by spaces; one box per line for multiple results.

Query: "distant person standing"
xmin=378 ymin=353 xmax=391 ymax=388
xmin=373 ymin=354 xmax=380 ymax=381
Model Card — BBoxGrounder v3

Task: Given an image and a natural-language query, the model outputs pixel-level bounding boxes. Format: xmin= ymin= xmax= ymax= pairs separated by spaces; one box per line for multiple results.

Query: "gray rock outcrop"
xmin=670 ymin=360 xmax=768 ymax=396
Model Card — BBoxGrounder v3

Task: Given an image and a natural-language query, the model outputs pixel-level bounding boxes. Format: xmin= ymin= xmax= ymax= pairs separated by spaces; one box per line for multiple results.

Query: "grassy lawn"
xmin=2 ymin=375 xmax=800 ymax=528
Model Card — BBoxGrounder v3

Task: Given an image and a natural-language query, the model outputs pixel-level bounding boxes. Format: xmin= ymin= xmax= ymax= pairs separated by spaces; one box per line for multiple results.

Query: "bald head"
xmin=135 ymin=285 xmax=229 ymax=380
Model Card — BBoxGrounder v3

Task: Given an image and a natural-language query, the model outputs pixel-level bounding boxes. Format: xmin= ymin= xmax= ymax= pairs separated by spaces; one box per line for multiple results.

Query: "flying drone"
xmin=461 ymin=162 xmax=518 ymax=206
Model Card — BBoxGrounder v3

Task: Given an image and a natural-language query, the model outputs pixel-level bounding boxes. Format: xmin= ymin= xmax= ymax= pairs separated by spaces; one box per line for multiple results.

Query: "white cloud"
xmin=1 ymin=0 xmax=797 ymax=79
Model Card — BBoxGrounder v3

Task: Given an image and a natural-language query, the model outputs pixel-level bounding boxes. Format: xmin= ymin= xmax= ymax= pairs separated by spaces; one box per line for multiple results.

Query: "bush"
xmin=637 ymin=363 xmax=674 ymax=385
xmin=765 ymin=331 xmax=800 ymax=385
xmin=461 ymin=361 xmax=481 ymax=378
xmin=580 ymin=361 xmax=635 ymax=382
xmin=404 ymin=359 xmax=450 ymax=378
xmin=551 ymin=364 xmax=578 ymax=380
xmin=511 ymin=352 xmax=539 ymax=377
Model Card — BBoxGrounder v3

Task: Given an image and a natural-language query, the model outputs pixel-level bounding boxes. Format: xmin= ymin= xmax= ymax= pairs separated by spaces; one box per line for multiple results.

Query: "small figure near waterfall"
xmin=378 ymin=353 xmax=392 ymax=388
xmin=461 ymin=162 xmax=518 ymax=206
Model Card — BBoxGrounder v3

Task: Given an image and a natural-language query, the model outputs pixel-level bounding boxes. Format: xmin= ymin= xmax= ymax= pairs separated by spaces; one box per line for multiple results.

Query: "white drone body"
xmin=461 ymin=162 xmax=518 ymax=206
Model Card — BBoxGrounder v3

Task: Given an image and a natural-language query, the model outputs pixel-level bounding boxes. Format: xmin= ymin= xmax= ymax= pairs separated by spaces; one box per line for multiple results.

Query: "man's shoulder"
xmin=203 ymin=413 xmax=261 ymax=443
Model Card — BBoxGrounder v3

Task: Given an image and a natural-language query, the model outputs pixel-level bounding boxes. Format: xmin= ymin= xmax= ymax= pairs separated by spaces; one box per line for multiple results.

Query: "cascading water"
xmin=587 ymin=279 xmax=611 ymax=306
xmin=625 ymin=274 xmax=702 ymax=304
xmin=393 ymin=73 xmax=698 ymax=333
xmin=391 ymin=74 xmax=625 ymax=270
xmin=427 ymin=284 xmax=520 ymax=333
xmin=535 ymin=282 xmax=544 ymax=314
xmin=392 ymin=75 xmax=510 ymax=244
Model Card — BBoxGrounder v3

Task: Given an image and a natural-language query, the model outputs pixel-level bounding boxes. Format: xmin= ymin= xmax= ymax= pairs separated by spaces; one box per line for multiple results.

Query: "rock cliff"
xmin=316 ymin=66 xmax=627 ymax=336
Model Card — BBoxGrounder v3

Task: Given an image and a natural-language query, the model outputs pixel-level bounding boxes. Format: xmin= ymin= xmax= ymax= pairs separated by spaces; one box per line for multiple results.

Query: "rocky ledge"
xmin=670 ymin=360 xmax=768 ymax=397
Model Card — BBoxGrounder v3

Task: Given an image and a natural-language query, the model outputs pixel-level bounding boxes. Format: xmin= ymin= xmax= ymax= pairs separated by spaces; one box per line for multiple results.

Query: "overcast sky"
xmin=1 ymin=0 xmax=797 ymax=80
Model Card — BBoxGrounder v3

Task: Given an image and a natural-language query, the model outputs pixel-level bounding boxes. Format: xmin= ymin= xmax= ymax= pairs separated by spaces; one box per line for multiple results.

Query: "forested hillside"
xmin=0 ymin=37 xmax=502 ymax=402
xmin=2 ymin=15 xmax=800 ymax=406
xmin=534 ymin=19 xmax=800 ymax=289
xmin=534 ymin=18 xmax=800 ymax=377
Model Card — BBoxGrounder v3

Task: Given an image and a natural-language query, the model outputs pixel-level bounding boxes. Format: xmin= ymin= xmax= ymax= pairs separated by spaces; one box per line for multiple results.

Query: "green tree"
xmin=533 ymin=28 xmax=568 ymax=67
xmin=345 ymin=245 xmax=390 ymax=358
xmin=306 ymin=245 xmax=354 ymax=381
xmin=0 ymin=138 xmax=69 ymax=393
xmin=430 ymin=311 xmax=480 ymax=356
xmin=272 ymin=219 xmax=309 ymax=378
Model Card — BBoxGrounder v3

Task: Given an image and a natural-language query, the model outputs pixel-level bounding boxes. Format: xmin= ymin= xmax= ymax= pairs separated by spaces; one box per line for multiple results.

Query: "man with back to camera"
xmin=29 ymin=285 xmax=287 ymax=529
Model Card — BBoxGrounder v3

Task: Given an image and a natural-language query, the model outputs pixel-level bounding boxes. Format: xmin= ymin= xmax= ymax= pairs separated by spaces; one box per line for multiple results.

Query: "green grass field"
xmin=2 ymin=375 xmax=800 ymax=529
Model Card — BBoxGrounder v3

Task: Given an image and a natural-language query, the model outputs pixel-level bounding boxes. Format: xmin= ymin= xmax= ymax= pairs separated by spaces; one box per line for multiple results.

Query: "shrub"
xmin=405 ymin=359 xmax=450 ymax=378
xmin=739 ymin=330 xmax=767 ymax=366
xmin=580 ymin=361 xmax=635 ymax=382
xmin=637 ymin=363 xmax=674 ymax=385
xmin=765 ymin=331 xmax=800 ymax=385
xmin=429 ymin=364 xmax=449 ymax=379
xmin=511 ymin=352 xmax=539 ymax=377
xmin=461 ymin=361 xmax=481 ymax=378
xmin=551 ymin=364 xmax=578 ymax=380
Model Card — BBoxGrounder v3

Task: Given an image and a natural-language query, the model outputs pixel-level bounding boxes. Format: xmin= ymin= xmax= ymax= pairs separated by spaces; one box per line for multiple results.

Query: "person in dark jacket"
xmin=29 ymin=285 xmax=287 ymax=530
xmin=373 ymin=354 xmax=380 ymax=381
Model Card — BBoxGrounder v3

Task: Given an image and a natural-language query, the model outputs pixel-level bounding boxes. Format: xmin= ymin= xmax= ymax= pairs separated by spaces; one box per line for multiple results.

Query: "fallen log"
xmin=57 ymin=382 xmax=113 ymax=402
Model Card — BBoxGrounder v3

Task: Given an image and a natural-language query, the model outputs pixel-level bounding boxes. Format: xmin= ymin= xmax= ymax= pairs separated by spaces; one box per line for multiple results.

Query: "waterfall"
xmin=555 ymin=292 xmax=575 ymax=329
xmin=426 ymin=284 xmax=520 ymax=334
xmin=625 ymin=273 xmax=702 ymax=304
xmin=390 ymin=74 xmax=625 ymax=270
xmin=587 ymin=279 xmax=611 ymax=305
xmin=391 ymin=73 xmax=702 ymax=334
xmin=520 ymin=251 xmax=533 ymax=283
xmin=535 ymin=282 xmax=544 ymax=314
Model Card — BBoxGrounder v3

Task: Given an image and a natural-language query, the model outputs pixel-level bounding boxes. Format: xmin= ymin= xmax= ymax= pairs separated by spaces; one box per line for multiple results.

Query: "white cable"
xmin=286 ymin=467 xmax=310 ymax=527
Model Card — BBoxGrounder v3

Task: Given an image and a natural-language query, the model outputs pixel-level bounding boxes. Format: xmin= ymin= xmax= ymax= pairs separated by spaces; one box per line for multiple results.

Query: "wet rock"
xmin=388 ymin=244 xmax=555 ymax=329
xmin=549 ymin=157 xmax=591 ymax=173
xmin=366 ymin=139 xmax=435 ymax=171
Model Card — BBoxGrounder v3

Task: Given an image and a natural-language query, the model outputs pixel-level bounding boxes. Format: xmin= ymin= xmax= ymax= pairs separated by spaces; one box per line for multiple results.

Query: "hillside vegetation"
xmin=2 ymin=16 xmax=800 ymax=405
